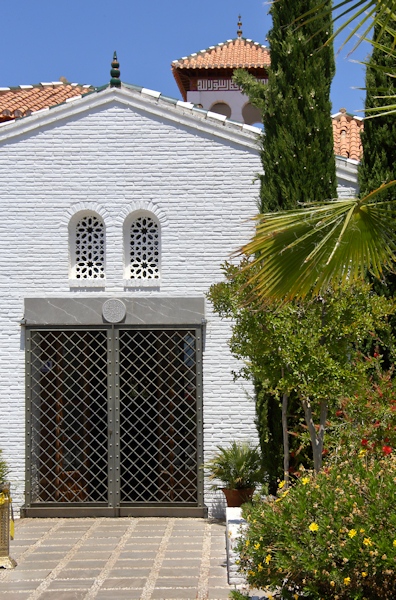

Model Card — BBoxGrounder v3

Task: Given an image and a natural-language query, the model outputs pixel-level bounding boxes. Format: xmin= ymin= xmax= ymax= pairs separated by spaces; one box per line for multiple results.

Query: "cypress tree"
xmin=358 ymin=27 xmax=396 ymax=201
xmin=235 ymin=0 xmax=337 ymax=212
xmin=359 ymin=25 xmax=396 ymax=359
xmin=262 ymin=0 xmax=337 ymax=211
xmin=232 ymin=1 xmax=338 ymax=487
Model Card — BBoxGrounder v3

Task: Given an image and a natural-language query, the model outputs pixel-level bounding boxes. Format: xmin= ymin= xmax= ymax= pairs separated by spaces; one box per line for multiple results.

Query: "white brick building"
xmin=0 ymin=79 xmax=358 ymax=518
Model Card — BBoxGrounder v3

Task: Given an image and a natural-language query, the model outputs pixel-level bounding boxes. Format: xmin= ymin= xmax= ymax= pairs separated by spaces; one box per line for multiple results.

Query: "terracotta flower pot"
xmin=221 ymin=487 xmax=255 ymax=507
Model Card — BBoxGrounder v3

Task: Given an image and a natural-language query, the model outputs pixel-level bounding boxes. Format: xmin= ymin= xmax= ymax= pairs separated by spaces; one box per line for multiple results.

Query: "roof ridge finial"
xmin=237 ymin=14 xmax=242 ymax=38
xmin=110 ymin=51 xmax=121 ymax=88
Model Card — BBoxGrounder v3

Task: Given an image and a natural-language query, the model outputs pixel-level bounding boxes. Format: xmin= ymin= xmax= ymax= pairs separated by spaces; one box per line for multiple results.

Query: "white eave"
xmin=0 ymin=84 xmax=261 ymax=151
xmin=335 ymin=155 xmax=359 ymax=183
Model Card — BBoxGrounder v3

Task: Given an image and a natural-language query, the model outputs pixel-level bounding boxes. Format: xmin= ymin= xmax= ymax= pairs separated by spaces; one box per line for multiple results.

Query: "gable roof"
xmin=0 ymin=82 xmax=94 ymax=122
xmin=0 ymin=79 xmax=364 ymax=162
xmin=0 ymin=84 xmax=260 ymax=150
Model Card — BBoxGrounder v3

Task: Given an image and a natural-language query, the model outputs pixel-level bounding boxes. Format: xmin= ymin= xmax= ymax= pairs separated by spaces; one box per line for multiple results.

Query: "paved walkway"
xmin=0 ymin=517 xmax=236 ymax=600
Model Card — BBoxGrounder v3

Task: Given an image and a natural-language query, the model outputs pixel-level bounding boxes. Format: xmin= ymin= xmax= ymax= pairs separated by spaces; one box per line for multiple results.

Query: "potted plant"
xmin=204 ymin=441 xmax=264 ymax=506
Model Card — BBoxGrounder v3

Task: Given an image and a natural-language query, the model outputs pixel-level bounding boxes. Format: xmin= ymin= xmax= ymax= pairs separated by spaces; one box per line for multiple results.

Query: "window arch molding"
xmin=123 ymin=210 xmax=161 ymax=285
xmin=69 ymin=210 xmax=106 ymax=284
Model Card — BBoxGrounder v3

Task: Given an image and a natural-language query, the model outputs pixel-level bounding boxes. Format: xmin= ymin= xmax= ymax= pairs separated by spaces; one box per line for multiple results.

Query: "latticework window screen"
xmin=75 ymin=215 xmax=105 ymax=279
xmin=129 ymin=215 xmax=160 ymax=279
xmin=119 ymin=330 xmax=198 ymax=503
xmin=29 ymin=330 xmax=109 ymax=503
xmin=27 ymin=328 xmax=199 ymax=508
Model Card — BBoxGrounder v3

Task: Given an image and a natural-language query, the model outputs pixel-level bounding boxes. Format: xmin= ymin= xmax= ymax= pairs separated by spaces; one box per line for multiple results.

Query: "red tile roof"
xmin=172 ymin=38 xmax=270 ymax=101
xmin=332 ymin=109 xmax=363 ymax=161
xmin=172 ymin=37 xmax=270 ymax=70
xmin=0 ymin=82 xmax=94 ymax=122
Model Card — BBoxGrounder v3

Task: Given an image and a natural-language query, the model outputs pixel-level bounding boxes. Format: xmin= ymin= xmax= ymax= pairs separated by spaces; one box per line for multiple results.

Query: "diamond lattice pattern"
xmin=29 ymin=331 xmax=108 ymax=503
xmin=119 ymin=330 xmax=198 ymax=503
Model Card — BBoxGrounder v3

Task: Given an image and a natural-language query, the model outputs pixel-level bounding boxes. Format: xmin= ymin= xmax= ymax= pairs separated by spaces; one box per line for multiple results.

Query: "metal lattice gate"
xmin=25 ymin=327 xmax=204 ymax=517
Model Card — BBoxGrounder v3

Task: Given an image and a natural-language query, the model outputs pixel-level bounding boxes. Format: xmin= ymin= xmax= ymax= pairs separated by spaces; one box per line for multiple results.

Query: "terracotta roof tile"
xmin=0 ymin=83 xmax=94 ymax=122
xmin=332 ymin=109 xmax=363 ymax=161
xmin=172 ymin=37 xmax=270 ymax=70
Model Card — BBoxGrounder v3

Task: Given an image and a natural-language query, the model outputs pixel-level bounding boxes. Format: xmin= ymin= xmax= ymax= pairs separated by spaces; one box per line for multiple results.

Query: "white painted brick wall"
xmin=0 ymin=97 xmax=357 ymax=516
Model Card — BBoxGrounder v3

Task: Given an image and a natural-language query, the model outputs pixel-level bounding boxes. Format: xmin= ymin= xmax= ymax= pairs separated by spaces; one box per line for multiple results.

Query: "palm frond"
xmin=297 ymin=1 xmax=396 ymax=53
xmin=240 ymin=182 xmax=396 ymax=301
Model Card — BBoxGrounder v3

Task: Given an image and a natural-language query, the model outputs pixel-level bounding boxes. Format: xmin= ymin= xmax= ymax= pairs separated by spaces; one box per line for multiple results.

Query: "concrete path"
xmin=0 ymin=517 xmax=235 ymax=600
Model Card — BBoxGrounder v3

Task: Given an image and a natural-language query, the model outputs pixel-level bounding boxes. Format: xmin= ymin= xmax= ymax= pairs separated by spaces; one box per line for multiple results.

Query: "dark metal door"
xmin=24 ymin=327 xmax=205 ymax=517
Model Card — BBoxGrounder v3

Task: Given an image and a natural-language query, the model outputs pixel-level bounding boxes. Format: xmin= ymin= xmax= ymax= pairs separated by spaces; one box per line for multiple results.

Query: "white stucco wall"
xmin=0 ymin=88 xmax=358 ymax=517
xmin=188 ymin=89 xmax=253 ymax=123
xmin=0 ymin=91 xmax=261 ymax=516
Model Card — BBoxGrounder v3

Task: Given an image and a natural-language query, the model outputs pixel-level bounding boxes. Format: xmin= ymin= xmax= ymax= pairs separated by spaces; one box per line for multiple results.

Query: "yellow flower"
xmin=348 ymin=529 xmax=357 ymax=538
xmin=265 ymin=554 xmax=272 ymax=565
xmin=245 ymin=539 xmax=250 ymax=547
xmin=359 ymin=449 xmax=367 ymax=457
xmin=344 ymin=577 xmax=351 ymax=586
xmin=257 ymin=563 xmax=263 ymax=572
xmin=330 ymin=581 xmax=335 ymax=587
xmin=254 ymin=542 xmax=260 ymax=550
xmin=360 ymin=528 xmax=365 ymax=533
xmin=393 ymin=540 xmax=396 ymax=548
xmin=361 ymin=571 xmax=368 ymax=578
xmin=363 ymin=537 xmax=373 ymax=547
xmin=278 ymin=480 xmax=286 ymax=489
xmin=309 ymin=522 xmax=319 ymax=532
xmin=302 ymin=476 xmax=310 ymax=485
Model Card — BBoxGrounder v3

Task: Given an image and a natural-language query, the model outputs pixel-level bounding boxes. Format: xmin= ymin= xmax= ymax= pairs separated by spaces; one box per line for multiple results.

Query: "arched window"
xmin=71 ymin=213 xmax=105 ymax=280
xmin=210 ymin=102 xmax=232 ymax=119
xmin=127 ymin=213 xmax=160 ymax=280
xmin=242 ymin=102 xmax=262 ymax=126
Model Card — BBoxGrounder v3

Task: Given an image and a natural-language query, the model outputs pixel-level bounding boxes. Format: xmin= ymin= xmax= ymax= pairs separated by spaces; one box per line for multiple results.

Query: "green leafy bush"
xmin=237 ymin=455 xmax=396 ymax=599
xmin=0 ymin=448 xmax=8 ymax=485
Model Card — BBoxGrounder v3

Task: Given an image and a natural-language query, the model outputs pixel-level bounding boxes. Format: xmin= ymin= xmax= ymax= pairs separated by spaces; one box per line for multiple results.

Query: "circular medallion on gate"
xmin=102 ymin=299 xmax=127 ymax=323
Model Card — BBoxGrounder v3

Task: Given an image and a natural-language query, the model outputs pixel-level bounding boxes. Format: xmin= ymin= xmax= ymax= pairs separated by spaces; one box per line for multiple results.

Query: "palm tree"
xmin=303 ymin=1 xmax=396 ymax=54
xmin=241 ymin=3 xmax=396 ymax=301
xmin=241 ymin=184 xmax=396 ymax=300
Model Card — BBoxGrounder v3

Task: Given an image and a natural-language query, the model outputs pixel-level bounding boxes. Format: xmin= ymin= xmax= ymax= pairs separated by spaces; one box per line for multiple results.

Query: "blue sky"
xmin=0 ymin=0 xmax=371 ymax=115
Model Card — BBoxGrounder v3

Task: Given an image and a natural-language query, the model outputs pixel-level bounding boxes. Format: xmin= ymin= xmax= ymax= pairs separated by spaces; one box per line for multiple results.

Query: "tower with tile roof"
xmin=171 ymin=17 xmax=270 ymax=125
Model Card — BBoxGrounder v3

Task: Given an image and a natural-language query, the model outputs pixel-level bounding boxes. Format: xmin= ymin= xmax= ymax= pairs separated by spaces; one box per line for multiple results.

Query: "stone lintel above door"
xmin=24 ymin=297 xmax=205 ymax=326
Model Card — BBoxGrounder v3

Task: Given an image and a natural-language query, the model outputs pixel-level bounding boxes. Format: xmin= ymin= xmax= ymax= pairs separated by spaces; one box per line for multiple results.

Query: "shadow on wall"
xmin=210 ymin=490 xmax=227 ymax=520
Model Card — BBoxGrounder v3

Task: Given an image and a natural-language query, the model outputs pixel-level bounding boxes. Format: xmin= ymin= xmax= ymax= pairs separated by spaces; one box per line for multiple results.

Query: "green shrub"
xmin=0 ymin=448 xmax=8 ymax=485
xmin=327 ymin=366 xmax=396 ymax=460
xmin=237 ymin=455 xmax=396 ymax=599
